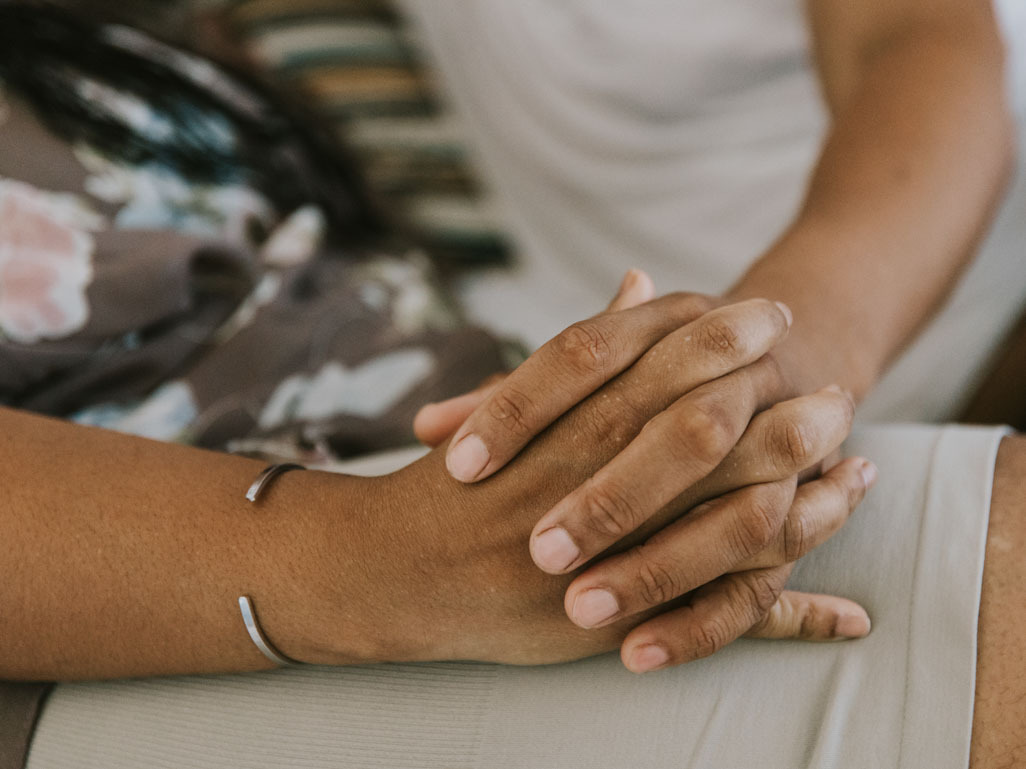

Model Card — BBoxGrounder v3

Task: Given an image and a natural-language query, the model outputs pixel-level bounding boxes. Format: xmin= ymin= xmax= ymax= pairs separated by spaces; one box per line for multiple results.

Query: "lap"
xmin=25 ymin=425 xmax=1008 ymax=769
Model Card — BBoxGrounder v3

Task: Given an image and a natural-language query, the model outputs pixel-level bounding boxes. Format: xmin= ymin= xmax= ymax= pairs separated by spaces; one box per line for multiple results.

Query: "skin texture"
xmin=733 ymin=0 xmax=1012 ymax=398
xmin=0 ymin=302 xmax=871 ymax=681
xmin=971 ymin=434 xmax=1026 ymax=768
xmin=362 ymin=380 xmax=864 ymax=670
xmin=421 ymin=277 xmax=875 ymax=663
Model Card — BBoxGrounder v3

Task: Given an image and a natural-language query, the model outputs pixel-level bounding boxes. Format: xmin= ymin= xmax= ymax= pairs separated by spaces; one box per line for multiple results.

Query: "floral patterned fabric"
xmin=0 ymin=16 xmax=510 ymax=464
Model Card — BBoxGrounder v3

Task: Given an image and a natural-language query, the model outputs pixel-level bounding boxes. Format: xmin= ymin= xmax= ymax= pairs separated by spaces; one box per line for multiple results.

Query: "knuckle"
xmin=737 ymin=488 xmax=785 ymax=554
xmin=635 ymin=554 xmax=684 ymax=607
xmin=696 ymin=317 xmax=744 ymax=359
xmin=781 ymin=507 xmax=811 ymax=562
xmin=675 ymin=401 xmax=735 ymax=467
xmin=554 ymin=321 xmax=616 ymax=376
xmin=738 ymin=572 xmax=785 ymax=617
xmin=486 ymin=386 xmax=535 ymax=438
xmin=842 ymin=472 xmax=866 ymax=510
xmin=581 ymin=480 xmax=643 ymax=541
xmin=766 ymin=417 xmax=813 ymax=469
xmin=689 ymin=617 xmax=732 ymax=660
xmin=797 ymin=602 xmax=827 ymax=640
xmin=745 ymin=601 xmax=778 ymax=637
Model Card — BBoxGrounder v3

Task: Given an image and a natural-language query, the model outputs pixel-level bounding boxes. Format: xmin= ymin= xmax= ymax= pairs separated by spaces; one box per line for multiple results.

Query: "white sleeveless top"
xmin=400 ymin=0 xmax=1026 ymax=423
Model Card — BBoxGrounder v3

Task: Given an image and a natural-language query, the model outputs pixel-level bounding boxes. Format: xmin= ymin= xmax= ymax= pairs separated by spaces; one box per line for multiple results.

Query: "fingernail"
xmin=836 ymin=612 xmax=871 ymax=639
xmin=774 ymin=301 xmax=793 ymax=329
xmin=633 ymin=270 xmax=655 ymax=302
xmin=627 ymin=644 xmax=670 ymax=673
xmin=446 ymin=434 xmax=489 ymax=482
xmin=532 ymin=527 xmax=581 ymax=572
xmin=611 ymin=270 xmax=637 ymax=302
xmin=570 ymin=588 xmax=620 ymax=628
xmin=859 ymin=460 xmax=878 ymax=489
xmin=623 ymin=269 xmax=641 ymax=292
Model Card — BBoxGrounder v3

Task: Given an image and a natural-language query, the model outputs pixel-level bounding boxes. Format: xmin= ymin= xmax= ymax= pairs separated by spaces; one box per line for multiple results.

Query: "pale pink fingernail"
xmin=531 ymin=527 xmax=581 ymax=573
xmin=859 ymin=460 xmax=878 ymax=489
xmin=619 ymin=269 xmax=640 ymax=295
xmin=632 ymin=270 xmax=655 ymax=302
xmin=627 ymin=644 xmax=670 ymax=673
xmin=836 ymin=612 xmax=871 ymax=639
xmin=774 ymin=301 xmax=793 ymax=329
xmin=446 ymin=434 xmax=490 ymax=482
xmin=570 ymin=588 xmax=620 ymax=628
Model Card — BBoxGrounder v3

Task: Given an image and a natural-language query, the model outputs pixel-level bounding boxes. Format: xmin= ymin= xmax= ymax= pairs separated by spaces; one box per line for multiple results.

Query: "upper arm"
xmin=806 ymin=0 xmax=1006 ymax=115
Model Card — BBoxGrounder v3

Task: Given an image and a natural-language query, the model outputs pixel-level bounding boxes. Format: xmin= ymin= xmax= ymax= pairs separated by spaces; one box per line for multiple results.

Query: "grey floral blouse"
xmin=0 ymin=22 xmax=510 ymax=465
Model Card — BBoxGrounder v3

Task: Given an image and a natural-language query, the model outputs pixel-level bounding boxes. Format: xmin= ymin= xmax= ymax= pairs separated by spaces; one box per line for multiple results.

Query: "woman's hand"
xmin=412 ymin=274 xmax=871 ymax=658
xmin=313 ymin=292 xmax=872 ymax=672
xmin=348 ymin=378 xmax=870 ymax=672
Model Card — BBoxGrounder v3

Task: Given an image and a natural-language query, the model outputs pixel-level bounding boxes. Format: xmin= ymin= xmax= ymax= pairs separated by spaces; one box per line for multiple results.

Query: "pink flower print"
xmin=0 ymin=179 xmax=99 ymax=344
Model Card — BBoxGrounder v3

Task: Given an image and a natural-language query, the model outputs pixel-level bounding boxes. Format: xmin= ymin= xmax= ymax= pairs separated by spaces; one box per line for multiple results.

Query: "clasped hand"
xmin=406 ymin=271 xmax=874 ymax=673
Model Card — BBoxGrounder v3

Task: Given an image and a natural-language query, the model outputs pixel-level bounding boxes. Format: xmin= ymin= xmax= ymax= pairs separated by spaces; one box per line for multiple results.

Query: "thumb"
xmin=416 ymin=269 xmax=654 ymax=447
xmin=414 ymin=374 xmax=506 ymax=447
xmin=607 ymin=269 xmax=655 ymax=312
xmin=745 ymin=590 xmax=871 ymax=641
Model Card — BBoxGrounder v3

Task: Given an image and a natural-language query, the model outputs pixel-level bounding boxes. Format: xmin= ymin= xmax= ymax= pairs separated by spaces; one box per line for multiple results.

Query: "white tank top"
xmin=401 ymin=0 xmax=1026 ymax=423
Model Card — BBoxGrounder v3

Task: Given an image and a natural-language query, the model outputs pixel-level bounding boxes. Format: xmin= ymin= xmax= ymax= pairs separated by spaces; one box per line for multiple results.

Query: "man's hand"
xmin=361 ymin=364 xmax=872 ymax=672
xmin=412 ymin=273 xmax=871 ymax=664
xmin=332 ymin=280 xmax=874 ymax=672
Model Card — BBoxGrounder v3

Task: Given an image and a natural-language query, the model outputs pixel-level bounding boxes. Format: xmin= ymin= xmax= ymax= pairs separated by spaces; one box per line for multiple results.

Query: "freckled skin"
xmin=971 ymin=435 xmax=1026 ymax=768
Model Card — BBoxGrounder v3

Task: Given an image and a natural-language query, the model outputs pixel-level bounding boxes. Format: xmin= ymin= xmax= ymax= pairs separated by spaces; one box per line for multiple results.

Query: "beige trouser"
xmin=27 ymin=425 xmax=1007 ymax=769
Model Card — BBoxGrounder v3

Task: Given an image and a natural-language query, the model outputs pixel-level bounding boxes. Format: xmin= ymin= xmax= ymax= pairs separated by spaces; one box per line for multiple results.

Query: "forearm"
xmin=728 ymin=20 xmax=1014 ymax=400
xmin=0 ymin=407 xmax=379 ymax=681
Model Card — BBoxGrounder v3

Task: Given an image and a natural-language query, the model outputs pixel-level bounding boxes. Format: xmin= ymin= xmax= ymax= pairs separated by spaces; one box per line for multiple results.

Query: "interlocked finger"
xmin=744 ymin=590 xmax=871 ymax=641
xmin=530 ymin=357 xmax=785 ymax=574
xmin=683 ymin=385 xmax=857 ymax=508
xmin=561 ymin=479 xmax=796 ymax=629
xmin=619 ymin=565 xmax=793 ymax=673
xmin=445 ymin=291 xmax=718 ymax=482
xmin=414 ymin=269 xmax=655 ymax=448
xmin=528 ymin=307 xmax=798 ymax=574
xmin=733 ymin=456 xmax=877 ymax=571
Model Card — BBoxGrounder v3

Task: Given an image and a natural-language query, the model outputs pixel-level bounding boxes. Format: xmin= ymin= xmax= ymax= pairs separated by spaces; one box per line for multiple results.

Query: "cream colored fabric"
xmin=401 ymin=0 xmax=1026 ymax=424
xmin=28 ymin=425 xmax=1007 ymax=769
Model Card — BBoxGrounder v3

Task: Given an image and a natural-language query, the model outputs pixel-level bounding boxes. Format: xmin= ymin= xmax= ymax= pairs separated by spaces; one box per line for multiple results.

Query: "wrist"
xmin=725 ymin=221 xmax=885 ymax=401
xmin=243 ymin=468 xmax=433 ymax=667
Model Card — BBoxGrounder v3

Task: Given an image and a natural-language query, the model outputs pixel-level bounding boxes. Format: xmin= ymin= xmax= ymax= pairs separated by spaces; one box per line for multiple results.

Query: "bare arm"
xmin=1 ymin=300 xmax=871 ymax=681
xmin=417 ymin=1 xmax=1016 ymax=635
xmin=0 ymin=406 xmax=371 ymax=680
xmin=728 ymin=0 xmax=1015 ymax=399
